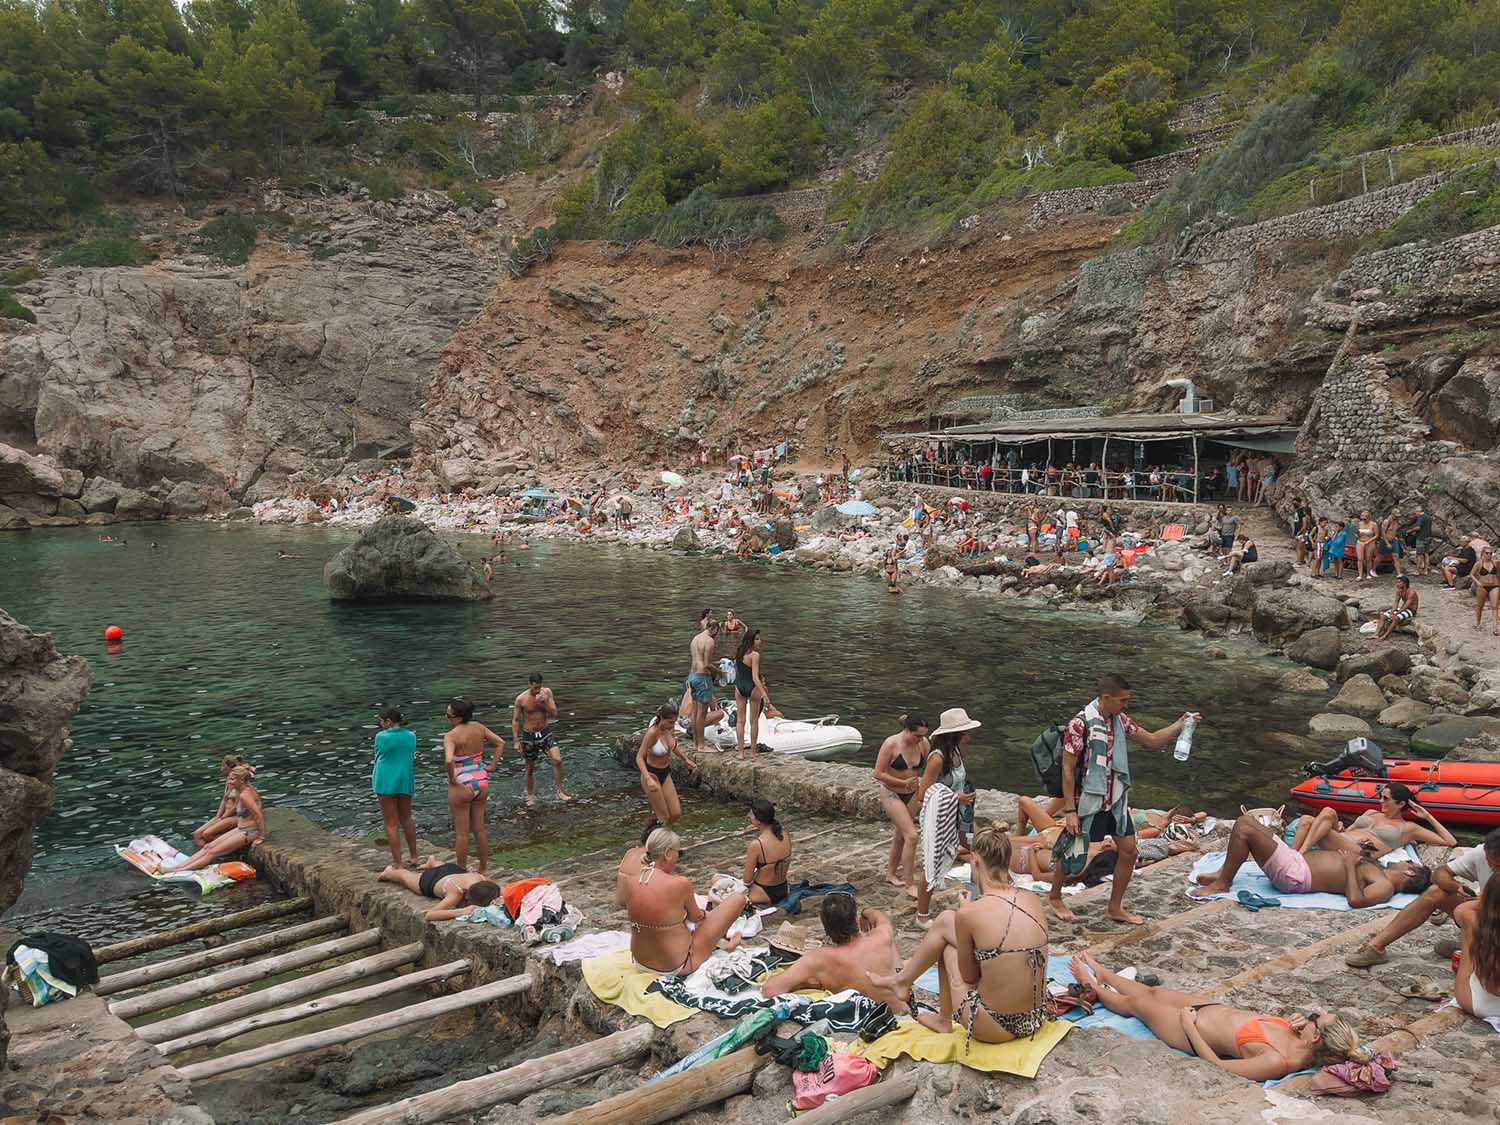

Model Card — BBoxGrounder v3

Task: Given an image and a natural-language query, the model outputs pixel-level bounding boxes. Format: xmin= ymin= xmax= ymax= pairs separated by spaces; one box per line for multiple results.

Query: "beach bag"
xmin=1241 ymin=805 xmax=1286 ymax=835
xmin=790 ymin=1053 xmax=880 ymax=1110
xmin=1030 ymin=722 xmax=1069 ymax=797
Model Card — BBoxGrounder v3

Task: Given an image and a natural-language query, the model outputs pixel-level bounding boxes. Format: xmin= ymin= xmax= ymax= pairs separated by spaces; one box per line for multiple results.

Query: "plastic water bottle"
xmin=1174 ymin=714 xmax=1197 ymax=762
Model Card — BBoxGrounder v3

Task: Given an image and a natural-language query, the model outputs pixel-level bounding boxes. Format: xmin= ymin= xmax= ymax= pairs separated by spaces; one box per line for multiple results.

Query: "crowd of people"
xmin=882 ymin=448 xmax=1281 ymax=507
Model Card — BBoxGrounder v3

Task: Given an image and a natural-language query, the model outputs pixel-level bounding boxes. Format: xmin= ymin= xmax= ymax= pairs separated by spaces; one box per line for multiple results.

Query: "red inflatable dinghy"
xmin=1291 ymin=756 xmax=1500 ymax=829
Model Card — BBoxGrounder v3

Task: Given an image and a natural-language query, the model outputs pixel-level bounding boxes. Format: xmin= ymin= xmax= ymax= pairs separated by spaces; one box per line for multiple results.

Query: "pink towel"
xmin=1309 ymin=1050 xmax=1397 ymax=1096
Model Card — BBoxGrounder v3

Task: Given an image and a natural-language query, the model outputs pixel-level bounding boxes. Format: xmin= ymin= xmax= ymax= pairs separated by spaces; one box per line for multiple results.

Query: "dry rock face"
xmin=323 ymin=515 xmax=492 ymax=601
xmin=0 ymin=610 xmax=92 ymax=1064
xmin=0 ymin=191 xmax=499 ymax=500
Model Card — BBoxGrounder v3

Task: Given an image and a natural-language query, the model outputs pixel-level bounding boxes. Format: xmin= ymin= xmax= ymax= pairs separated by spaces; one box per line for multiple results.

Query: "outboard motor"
xmin=1304 ymin=737 xmax=1387 ymax=779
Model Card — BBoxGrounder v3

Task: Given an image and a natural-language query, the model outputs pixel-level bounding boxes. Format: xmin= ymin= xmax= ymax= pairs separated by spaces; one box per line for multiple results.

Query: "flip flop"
xmin=1398 ymin=978 xmax=1447 ymax=1001
xmin=1236 ymin=890 xmax=1281 ymax=911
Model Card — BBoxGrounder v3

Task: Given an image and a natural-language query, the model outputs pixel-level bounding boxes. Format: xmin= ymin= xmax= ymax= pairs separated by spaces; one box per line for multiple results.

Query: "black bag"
xmin=7 ymin=932 xmax=98 ymax=988
xmin=1030 ymin=723 xmax=1069 ymax=798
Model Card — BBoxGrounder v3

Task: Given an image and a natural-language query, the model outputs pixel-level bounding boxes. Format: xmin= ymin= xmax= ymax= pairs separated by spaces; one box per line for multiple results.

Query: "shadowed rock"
xmin=323 ymin=515 xmax=492 ymax=601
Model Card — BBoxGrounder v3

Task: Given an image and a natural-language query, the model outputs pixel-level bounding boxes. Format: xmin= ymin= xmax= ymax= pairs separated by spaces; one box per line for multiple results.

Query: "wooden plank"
xmin=1206 ymin=914 xmax=1393 ymax=997
xmin=794 ymin=1071 xmax=920 ymax=1122
xmin=157 ymin=959 xmax=470 ymax=1055
xmin=178 ymin=972 xmax=535 ymax=1082
xmin=111 ymin=929 xmax=382 ymax=1019
xmin=139 ymin=943 xmax=424 ymax=1044
xmin=94 ymin=897 xmax=313 ymax=965
xmin=549 ymin=1048 xmax=768 ymax=1125
xmin=336 ymin=1024 xmax=655 ymax=1125
xmin=98 ymin=916 xmax=347 ymax=995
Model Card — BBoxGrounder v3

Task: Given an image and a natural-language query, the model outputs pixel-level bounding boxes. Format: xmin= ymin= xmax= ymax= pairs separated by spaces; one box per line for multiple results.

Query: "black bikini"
xmin=750 ymin=838 xmax=790 ymax=903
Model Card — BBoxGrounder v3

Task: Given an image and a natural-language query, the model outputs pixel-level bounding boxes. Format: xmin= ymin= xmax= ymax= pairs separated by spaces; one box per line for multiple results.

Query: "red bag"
xmin=790 ymin=1053 xmax=879 ymax=1110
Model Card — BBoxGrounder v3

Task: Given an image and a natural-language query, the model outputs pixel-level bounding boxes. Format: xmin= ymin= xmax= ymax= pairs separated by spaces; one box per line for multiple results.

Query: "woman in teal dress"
xmin=374 ymin=707 xmax=419 ymax=868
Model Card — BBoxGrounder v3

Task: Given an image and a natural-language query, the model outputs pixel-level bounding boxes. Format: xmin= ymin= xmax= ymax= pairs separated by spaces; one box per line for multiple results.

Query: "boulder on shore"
xmin=1336 ymin=647 xmax=1412 ymax=682
xmin=1308 ymin=712 xmax=1372 ymax=740
xmin=1252 ymin=588 xmax=1349 ymax=644
xmin=1378 ymin=698 xmax=1433 ymax=731
xmin=1277 ymin=668 xmax=1331 ymax=695
xmin=0 ymin=610 xmax=92 ymax=1066
xmin=1410 ymin=716 xmax=1500 ymax=757
xmin=671 ymin=526 xmax=702 ymax=552
xmin=1328 ymin=674 xmax=1387 ymax=718
xmin=1284 ymin=626 xmax=1346 ymax=670
xmin=323 ymin=515 xmax=492 ymax=601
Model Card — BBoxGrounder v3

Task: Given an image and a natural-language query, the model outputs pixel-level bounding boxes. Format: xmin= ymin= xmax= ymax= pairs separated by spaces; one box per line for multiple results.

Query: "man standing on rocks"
xmin=1050 ymin=673 xmax=1197 ymax=925
xmin=686 ymin=614 xmax=721 ymax=754
xmin=513 ymin=673 xmax=571 ymax=805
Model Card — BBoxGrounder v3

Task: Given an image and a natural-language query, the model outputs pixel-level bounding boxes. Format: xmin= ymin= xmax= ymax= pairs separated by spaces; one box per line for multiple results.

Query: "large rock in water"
xmin=0 ymin=610 xmax=92 ymax=1065
xmin=1328 ymin=674 xmax=1387 ymax=718
xmin=1284 ymin=626 xmax=1347 ymax=670
xmin=324 ymin=516 xmax=492 ymax=601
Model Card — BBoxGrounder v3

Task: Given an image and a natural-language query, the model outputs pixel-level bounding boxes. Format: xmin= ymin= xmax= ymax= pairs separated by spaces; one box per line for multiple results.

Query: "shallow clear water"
xmin=2 ymin=523 xmax=1327 ymax=910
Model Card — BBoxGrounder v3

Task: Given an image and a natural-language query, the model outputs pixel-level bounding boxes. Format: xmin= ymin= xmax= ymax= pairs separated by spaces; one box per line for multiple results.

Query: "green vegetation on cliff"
xmin=2 ymin=0 xmax=1498 ymax=250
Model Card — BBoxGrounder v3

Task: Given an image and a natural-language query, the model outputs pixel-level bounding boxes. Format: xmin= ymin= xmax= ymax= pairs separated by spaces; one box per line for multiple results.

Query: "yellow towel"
xmin=848 ymin=1017 xmax=1071 ymax=1076
xmin=581 ymin=949 xmax=698 ymax=1028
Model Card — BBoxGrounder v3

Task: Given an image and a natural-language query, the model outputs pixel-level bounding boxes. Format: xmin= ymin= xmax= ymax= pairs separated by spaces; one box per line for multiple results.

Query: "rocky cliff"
xmin=0 ymin=610 xmax=92 ymax=1063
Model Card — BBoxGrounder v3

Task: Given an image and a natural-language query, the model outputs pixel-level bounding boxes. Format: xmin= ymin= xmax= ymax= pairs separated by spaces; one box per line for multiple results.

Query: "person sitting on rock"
xmin=1440 ymin=535 xmax=1477 ymax=589
xmin=1373 ymin=575 xmax=1419 ymax=640
xmin=1456 ymin=872 xmax=1500 ymax=1020
xmin=627 ymin=828 xmax=746 ymax=976
xmin=1191 ymin=813 xmax=1431 ymax=905
xmin=1292 ymin=784 xmax=1454 ymax=857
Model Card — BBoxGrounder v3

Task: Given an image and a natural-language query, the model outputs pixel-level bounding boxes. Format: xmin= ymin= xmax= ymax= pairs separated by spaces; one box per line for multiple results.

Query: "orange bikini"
xmin=1234 ymin=1016 xmax=1292 ymax=1062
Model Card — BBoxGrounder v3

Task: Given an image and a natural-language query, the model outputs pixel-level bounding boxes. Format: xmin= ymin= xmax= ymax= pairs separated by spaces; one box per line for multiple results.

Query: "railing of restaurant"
xmin=877 ymin=462 xmax=1212 ymax=504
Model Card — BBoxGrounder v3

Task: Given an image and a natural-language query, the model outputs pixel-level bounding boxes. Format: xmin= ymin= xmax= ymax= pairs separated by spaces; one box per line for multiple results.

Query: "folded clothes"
xmin=537 ymin=930 xmax=630 ymax=965
xmin=1185 ymin=846 xmax=1422 ymax=911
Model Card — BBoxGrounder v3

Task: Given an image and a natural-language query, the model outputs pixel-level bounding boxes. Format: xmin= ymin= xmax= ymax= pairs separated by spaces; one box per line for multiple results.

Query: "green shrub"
xmin=0 ymin=287 xmax=35 ymax=322
xmin=2 ymin=265 xmax=40 ymax=287
xmin=972 ymin=157 xmax=1134 ymax=205
xmin=192 ymin=214 xmax=259 ymax=264
xmin=0 ymin=140 xmax=66 ymax=229
xmin=650 ymin=188 xmax=783 ymax=250
xmin=506 ymin=225 xmax=557 ymax=277
xmin=448 ymin=180 xmax=495 ymax=211
xmin=1365 ymin=163 xmax=1500 ymax=250
xmin=349 ymin=166 xmax=401 ymax=201
xmin=52 ymin=236 xmax=155 ymax=268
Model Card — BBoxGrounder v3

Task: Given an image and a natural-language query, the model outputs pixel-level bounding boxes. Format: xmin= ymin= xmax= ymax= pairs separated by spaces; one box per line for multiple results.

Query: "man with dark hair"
xmin=1051 ymin=673 xmax=1197 ymax=925
xmin=1347 ymin=827 xmax=1500 ymax=968
xmin=1373 ymin=576 xmax=1419 ymax=641
xmin=1191 ymin=813 xmax=1429 ymax=905
xmin=686 ymin=614 xmax=721 ymax=754
xmin=513 ymin=673 xmax=570 ymax=806
xmin=759 ymin=894 xmax=908 ymax=1010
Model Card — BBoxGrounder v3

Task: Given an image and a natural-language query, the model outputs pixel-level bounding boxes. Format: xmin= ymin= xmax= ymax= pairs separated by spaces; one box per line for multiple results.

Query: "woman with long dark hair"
xmin=444 ymin=698 xmax=506 ymax=873
xmin=734 ymin=629 xmax=776 ymax=757
xmin=914 ymin=708 xmax=980 ymax=926
xmin=1293 ymin=782 xmax=1455 ymax=858
xmin=742 ymin=799 xmax=792 ymax=905
xmin=1457 ymin=872 xmax=1500 ymax=1019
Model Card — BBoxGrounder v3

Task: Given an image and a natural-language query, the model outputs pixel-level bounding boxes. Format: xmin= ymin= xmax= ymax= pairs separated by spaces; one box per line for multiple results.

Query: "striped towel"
xmin=919 ymin=783 xmax=960 ymax=892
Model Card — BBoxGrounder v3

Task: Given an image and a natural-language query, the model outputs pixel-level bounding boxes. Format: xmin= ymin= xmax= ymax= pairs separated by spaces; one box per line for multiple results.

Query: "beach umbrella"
xmin=660 ymin=471 xmax=686 ymax=488
xmin=835 ymin=500 xmax=877 ymax=517
xmin=519 ymin=486 xmax=559 ymax=500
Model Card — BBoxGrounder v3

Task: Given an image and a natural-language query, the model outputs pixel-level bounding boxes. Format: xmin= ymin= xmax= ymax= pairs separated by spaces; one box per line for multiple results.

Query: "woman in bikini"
xmin=742 ymin=799 xmax=792 ymax=906
xmin=638 ymin=705 xmax=696 ymax=827
xmin=875 ymin=823 xmax=1050 ymax=1047
xmin=1069 ymin=952 xmax=1369 ymax=1080
xmin=444 ymin=698 xmax=505 ymax=874
xmin=1354 ymin=509 xmax=1380 ymax=581
xmin=1456 ymin=872 xmax=1500 ymax=1020
xmin=193 ymin=754 xmax=249 ymax=847
xmin=168 ymin=766 xmax=265 ymax=871
xmin=1472 ymin=546 xmax=1500 ymax=634
xmin=626 ymin=828 xmax=747 ymax=976
xmin=875 ymin=714 xmax=927 ymax=896
xmin=1293 ymin=783 xmax=1455 ymax=858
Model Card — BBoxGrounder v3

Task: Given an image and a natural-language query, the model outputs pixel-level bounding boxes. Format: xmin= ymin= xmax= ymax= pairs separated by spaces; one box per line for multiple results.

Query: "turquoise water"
xmin=2 ymin=523 xmax=1327 ymax=903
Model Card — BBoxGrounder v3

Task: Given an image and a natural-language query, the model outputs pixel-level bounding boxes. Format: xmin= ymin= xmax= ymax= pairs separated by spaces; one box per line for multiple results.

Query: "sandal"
xmin=1398 ymin=978 xmax=1447 ymax=1001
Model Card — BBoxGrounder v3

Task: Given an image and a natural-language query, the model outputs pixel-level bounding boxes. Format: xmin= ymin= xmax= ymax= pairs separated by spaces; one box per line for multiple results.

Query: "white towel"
xmin=919 ymin=783 xmax=960 ymax=893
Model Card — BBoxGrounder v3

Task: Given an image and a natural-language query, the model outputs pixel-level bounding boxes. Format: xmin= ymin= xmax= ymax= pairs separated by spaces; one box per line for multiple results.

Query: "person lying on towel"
xmin=760 ymin=893 xmax=909 ymax=1013
xmin=1191 ymin=813 xmax=1430 ymax=904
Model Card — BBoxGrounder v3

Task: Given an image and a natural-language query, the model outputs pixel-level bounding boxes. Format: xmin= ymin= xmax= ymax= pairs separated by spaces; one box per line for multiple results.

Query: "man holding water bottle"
xmin=1050 ymin=673 xmax=1199 ymax=925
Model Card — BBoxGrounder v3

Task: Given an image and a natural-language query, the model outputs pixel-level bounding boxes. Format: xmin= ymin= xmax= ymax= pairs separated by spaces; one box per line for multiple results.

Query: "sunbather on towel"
xmin=760 ymin=892 xmax=908 ymax=1012
xmin=1068 ymin=951 xmax=1371 ymax=1081
xmin=1191 ymin=813 xmax=1430 ymax=905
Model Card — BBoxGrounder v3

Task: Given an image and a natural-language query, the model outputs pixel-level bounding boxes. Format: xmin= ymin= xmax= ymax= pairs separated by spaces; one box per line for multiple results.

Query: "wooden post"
xmin=336 ymin=1024 xmax=655 ymax=1125
xmin=794 ymin=1071 xmax=920 ymax=1122
xmin=110 ymin=929 xmax=382 ymax=1019
xmin=549 ymin=1048 xmax=768 ymax=1125
xmin=97 ymin=916 xmax=346 ymax=996
xmin=139 ymin=943 xmax=424 ymax=1044
xmin=157 ymin=958 xmax=469 ymax=1056
xmin=1101 ymin=435 xmax=1110 ymax=498
xmin=177 ymin=971 xmax=534 ymax=1082
xmin=94 ymin=897 xmax=312 ymax=965
xmin=1192 ymin=435 xmax=1199 ymax=504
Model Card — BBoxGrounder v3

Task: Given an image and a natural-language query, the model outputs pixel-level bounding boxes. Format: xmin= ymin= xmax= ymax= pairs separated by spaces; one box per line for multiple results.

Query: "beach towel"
xmin=919 ymin=783 xmax=960 ymax=893
xmin=115 ymin=835 xmax=251 ymax=895
xmin=580 ymin=949 xmax=698 ymax=1028
xmin=536 ymin=929 xmax=630 ymax=965
xmin=847 ymin=1016 xmax=1071 ymax=1076
xmin=1184 ymin=845 xmax=1423 ymax=911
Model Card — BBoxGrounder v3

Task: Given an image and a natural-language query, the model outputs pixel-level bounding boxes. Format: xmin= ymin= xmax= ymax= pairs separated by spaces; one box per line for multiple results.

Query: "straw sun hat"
xmin=931 ymin=708 xmax=982 ymax=737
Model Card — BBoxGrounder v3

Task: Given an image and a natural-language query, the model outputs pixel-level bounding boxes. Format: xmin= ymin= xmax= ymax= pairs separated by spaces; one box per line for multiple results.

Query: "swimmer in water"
xmin=276 ymin=548 xmax=305 ymax=560
xmin=149 ymin=541 xmax=159 ymax=550
xmin=483 ymin=559 xmax=493 ymax=582
xmin=444 ymin=698 xmax=505 ymax=872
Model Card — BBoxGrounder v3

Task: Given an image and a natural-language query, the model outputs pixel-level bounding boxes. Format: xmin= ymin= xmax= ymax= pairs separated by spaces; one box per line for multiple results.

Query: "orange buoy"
xmin=104 ymin=624 xmax=123 ymax=641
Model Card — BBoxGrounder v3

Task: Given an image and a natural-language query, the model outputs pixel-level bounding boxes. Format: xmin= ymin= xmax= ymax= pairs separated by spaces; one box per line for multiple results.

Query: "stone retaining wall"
xmin=1333 ymin=222 xmax=1500 ymax=293
xmin=1023 ymin=179 xmax=1164 ymax=229
xmin=1300 ymin=356 xmax=1443 ymax=465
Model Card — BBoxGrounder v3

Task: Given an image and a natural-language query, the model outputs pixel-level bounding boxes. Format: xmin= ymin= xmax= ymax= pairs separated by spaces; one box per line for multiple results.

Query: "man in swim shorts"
xmin=513 ymin=673 xmax=571 ymax=806
xmin=686 ymin=613 xmax=721 ymax=754
xmin=379 ymin=856 xmax=502 ymax=922
xmin=1191 ymin=813 xmax=1430 ymax=904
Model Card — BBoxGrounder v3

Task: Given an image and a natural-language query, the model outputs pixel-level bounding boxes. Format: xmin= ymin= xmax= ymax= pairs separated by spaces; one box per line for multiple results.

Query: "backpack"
xmin=1030 ymin=722 xmax=1069 ymax=798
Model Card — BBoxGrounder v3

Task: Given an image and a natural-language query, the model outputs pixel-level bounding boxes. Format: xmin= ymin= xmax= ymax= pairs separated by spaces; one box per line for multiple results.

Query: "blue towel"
xmin=1185 ymin=846 xmax=1422 ymax=911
